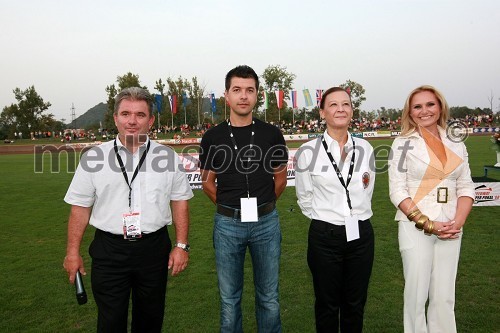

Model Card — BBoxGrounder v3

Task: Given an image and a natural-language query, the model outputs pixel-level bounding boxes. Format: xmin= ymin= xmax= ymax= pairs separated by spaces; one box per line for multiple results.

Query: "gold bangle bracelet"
xmin=407 ymin=209 xmax=421 ymax=221
xmin=415 ymin=215 xmax=428 ymax=230
xmin=424 ymin=220 xmax=435 ymax=235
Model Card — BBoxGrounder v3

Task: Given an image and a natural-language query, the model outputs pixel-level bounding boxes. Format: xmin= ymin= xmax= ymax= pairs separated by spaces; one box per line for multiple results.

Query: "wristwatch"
xmin=174 ymin=242 xmax=190 ymax=253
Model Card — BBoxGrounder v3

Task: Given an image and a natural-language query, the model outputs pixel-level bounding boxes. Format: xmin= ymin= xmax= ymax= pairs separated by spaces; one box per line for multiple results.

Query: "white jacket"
xmin=388 ymin=126 xmax=475 ymax=222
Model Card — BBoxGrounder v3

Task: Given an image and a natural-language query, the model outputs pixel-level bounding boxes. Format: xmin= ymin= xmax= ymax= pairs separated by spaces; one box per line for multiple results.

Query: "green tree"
xmin=339 ymin=80 xmax=366 ymax=119
xmin=153 ymin=76 xmax=208 ymax=132
xmin=0 ymin=86 xmax=53 ymax=139
xmin=260 ymin=65 xmax=296 ymax=125
xmin=191 ymin=77 xmax=206 ymax=127
xmin=153 ymin=78 xmax=166 ymax=131
xmin=103 ymin=84 xmax=117 ymax=132
xmin=295 ymin=107 xmax=320 ymax=124
xmin=215 ymin=96 xmax=227 ymax=123
xmin=154 ymin=78 xmax=166 ymax=96
xmin=165 ymin=76 xmax=191 ymax=128
xmin=103 ymin=72 xmax=146 ymax=132
xmin=450 ymin=106 xmax=473 ymax=119
xmin=0 ymin=104 xmax=19 ymax=139
xmin=374 ymin=106 xmax=402 ymax=121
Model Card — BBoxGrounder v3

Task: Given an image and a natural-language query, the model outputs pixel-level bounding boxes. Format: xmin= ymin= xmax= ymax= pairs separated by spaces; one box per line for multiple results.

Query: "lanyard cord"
xmin=321 ymin=135 xmax=356 ymax=213
xmin=227 ymin=119 xmax=255 ymax=198
xmin=113 ymin=139 xmax=151 ymax=209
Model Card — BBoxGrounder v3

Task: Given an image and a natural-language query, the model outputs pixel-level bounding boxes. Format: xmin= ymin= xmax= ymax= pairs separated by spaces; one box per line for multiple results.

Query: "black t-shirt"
xmin=199 ymin=118 xmax=288 ymax=207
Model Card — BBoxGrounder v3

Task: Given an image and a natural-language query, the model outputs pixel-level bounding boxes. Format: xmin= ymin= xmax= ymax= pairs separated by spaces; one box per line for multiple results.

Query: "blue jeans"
xmin=213 ymin=208 xmax=282 ymax=333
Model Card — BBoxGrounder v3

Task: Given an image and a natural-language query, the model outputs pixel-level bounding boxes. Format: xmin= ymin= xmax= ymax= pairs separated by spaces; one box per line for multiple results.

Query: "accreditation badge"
xmin=240 ymin=197 xmax=258 ymax=222
xmin=345 ymin=214 xmax=360 ymax=242
xmin=122 ymin=212 xmax=142 ymax=239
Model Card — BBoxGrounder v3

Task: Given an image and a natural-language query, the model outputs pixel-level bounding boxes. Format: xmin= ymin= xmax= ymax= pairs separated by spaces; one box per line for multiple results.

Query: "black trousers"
xmin=89 ymin=227 xmax=171 ymax=333
xmin=307 ymin=219 xmax=374 ymax=333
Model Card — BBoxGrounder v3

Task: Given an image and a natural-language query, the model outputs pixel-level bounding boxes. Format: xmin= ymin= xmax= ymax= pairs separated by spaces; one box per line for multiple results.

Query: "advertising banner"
xmin=180 ymin=149 xmax=298 ymax=190
xmin=363 ymin=131 xmax=378 ymax=138
xmin=180 ymin=149 xmax=499 ymax=207
xmin=473 ymin=127 xmax=499 ymax=134
xmin=473 ymin=182 xmax=500 ymax=206
xmin=377 ymin=131 xmax=391 ymax=137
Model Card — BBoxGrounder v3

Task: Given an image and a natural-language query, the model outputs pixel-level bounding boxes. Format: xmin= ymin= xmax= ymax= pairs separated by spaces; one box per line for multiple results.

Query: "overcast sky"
xmin=1 ymin=0 xmax=499 ymax=121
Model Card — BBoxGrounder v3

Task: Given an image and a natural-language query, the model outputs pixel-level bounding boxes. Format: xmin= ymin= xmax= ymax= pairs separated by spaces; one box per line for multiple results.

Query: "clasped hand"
xmin=434 ymin=220 xmax=460 ymax=239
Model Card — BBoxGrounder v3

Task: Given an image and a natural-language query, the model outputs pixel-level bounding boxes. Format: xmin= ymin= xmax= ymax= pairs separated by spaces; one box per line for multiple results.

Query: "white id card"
xmin=345 ymin=214 xmax=360 ymax=242
xmin=123 ymin=212 xmax=142 ymax=239
xmin=240 ymin=197 xmax=258 ymax=222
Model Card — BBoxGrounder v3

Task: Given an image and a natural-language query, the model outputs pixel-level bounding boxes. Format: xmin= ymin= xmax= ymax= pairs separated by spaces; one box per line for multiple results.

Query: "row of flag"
xmin=154 ymin=89 xmax=329 ymax=114
xmin=261 ymin=89 xmax=326 ymax=110
xmin=154 ymin=92 xmax=217 ymax=115
xmin=154 ymin=92 xmax=195 ymax=115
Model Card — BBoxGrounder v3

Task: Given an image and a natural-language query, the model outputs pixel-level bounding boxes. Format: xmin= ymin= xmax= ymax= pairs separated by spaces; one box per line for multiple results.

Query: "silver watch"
xmin=174 ymin=242 xmax=190 ymax=252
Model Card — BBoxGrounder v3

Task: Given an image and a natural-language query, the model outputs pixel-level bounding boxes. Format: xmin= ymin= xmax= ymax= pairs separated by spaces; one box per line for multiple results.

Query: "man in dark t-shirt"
xmin=199 ymin=65 xmax=288 ymax=333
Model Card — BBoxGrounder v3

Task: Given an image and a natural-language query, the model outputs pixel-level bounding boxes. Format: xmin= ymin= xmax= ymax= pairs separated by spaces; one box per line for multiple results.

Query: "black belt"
xmin=217 ymin=201 xmax=276 ymax=219
xmin=96 ymin=225 xmax=168 ymax=241
xmin=310 ymin=218 xmax=371 ymax=231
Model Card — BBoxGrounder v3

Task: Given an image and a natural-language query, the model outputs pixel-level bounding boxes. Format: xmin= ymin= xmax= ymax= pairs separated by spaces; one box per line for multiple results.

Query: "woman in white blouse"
xmin=388 ymin=85 xmax=474 ymax=333
xmin=295 ymin=87 xmax=376 ymax=333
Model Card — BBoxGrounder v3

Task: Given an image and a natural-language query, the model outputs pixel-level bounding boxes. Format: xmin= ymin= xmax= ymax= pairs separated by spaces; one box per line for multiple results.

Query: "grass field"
xmin=0 ymin=135 xmax=498 ymax=332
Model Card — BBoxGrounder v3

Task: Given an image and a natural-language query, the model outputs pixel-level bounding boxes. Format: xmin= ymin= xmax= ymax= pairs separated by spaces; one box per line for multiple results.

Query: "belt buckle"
xmin=437 ymin=187 xmax=448 ymax=203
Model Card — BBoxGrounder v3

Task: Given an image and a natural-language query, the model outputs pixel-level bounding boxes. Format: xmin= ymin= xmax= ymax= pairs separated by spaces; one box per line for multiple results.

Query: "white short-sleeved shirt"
xmin=295 ymin=131 xmax=376 ymax=225
xmin=64 ymin=138 xmax=193 ymax=234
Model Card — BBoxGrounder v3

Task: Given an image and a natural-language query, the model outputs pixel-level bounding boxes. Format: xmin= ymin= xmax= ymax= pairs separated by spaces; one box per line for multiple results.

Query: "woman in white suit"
xmin=388 ymin=85 xmax=475 ymax=333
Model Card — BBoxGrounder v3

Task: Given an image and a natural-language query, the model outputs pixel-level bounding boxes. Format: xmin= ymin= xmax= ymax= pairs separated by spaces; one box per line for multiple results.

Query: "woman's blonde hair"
xmin=400 ymin=85 xmax=449 ymax=136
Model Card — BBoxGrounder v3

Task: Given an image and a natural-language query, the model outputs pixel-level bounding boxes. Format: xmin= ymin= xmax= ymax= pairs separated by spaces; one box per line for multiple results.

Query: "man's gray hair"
xmin=114 ymin=87 xmax=154 ymax=118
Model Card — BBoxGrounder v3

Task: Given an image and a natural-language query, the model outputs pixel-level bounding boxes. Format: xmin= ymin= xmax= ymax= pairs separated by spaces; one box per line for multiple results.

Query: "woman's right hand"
xmin=433 ymin=220 xmax=461 ymax=239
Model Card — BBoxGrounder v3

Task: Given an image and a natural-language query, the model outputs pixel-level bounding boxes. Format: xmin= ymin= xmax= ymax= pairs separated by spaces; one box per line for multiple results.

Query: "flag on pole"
xmin=290 ymin=90 xmax=297 ymax=109
xmin=275 ymin=90 xmax=284 ymax=109
xmin=316 ymin=89 xmax=324 ymax=107
xmin=303 ymin=89 xmax=313 ymax=107
xmin=168 ymin=95 xmax=178 ymax=114
xmin=262 ymin=91 xmax=269 ymax=110
xmin=209 ymin=93 xmax=216 ymax=113
xmin=155 ymin=94 xmax=163 ymax=113
xmin=182 ymin=91 xmax=191 ymax=107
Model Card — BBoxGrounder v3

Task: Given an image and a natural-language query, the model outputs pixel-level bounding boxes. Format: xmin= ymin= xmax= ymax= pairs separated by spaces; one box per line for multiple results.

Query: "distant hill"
xmin=68 ymin=103 xmax=107 ymax=129
xmin=66 ymin=97 xmax=217 ymax=129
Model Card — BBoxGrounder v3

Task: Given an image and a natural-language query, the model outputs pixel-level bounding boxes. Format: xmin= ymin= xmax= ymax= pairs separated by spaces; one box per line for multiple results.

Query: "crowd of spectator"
xmin=455 ymin=114 xmax=498 ymax=128
xmin=274 ymin=113 xmax=500 ymax=135
xmin=5 ymin=114 xmax=499 ymax=144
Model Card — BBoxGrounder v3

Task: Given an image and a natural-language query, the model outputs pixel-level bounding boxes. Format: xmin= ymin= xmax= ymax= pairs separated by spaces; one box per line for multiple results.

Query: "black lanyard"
xmin=227 ymin=118 xmax=255 ymax=198
xmin=113 ymin=139 xmax=151 ymax=209
xmin=321 ymin=135 xmax=356 ymax=212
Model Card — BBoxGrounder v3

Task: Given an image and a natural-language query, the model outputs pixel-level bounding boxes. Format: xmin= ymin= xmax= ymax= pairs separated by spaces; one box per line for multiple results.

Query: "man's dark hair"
xmin=225 ymin=65 xmax=259 ymax=91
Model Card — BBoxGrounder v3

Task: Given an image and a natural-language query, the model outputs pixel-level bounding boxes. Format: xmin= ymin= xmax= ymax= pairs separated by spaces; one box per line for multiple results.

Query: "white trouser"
xmin=398 ymin=221 xmax=462 ymax=333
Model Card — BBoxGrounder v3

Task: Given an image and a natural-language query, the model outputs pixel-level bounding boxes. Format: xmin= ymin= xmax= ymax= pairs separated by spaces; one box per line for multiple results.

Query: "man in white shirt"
xmin=63 ymin=87 xmax=193 ymax=332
